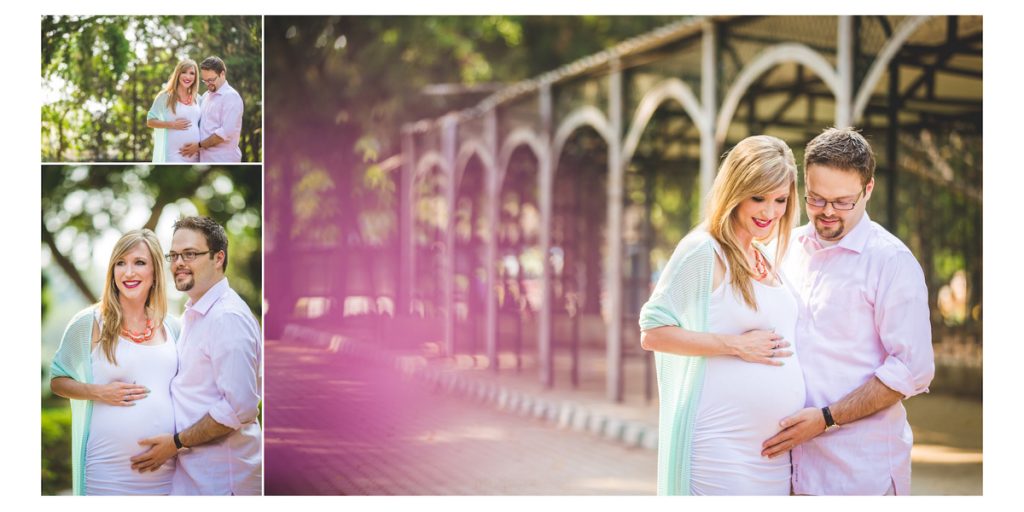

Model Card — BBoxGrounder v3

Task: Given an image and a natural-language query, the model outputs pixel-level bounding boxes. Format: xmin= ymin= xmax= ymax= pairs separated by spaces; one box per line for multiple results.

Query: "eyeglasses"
xmin=165 ymin=250 xmax=211 ymax=263
xmin=805 ymin=190 xmax=864 ymax=211
xmin=201 ymin=76 xmax=219 ymax=84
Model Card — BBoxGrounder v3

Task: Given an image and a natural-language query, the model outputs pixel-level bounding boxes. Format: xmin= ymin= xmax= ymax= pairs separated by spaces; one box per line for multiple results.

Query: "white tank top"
xmin=86 ymin=312 xmax=178 ymax=495
xmin=164 ymin=100 xmax=201 ymax=163
xmin=689 ymin=245 xmax=806 ymax=495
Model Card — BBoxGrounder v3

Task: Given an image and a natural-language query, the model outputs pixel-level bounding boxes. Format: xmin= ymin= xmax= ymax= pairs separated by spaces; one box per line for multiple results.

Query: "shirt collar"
xmin=185 ymin=277 xmax=229 ymax=316
xmin=797 ymin=212 xmax=872 ymax=254
xmin=208 ymin=81 xmax=234 ymax=97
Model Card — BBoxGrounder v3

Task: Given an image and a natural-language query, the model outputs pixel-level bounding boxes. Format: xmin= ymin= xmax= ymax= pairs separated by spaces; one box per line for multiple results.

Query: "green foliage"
xmin=41 ymin=16 xmax=262 ymax=162
xmin=41 ymin=406 xmax=73 ymax=495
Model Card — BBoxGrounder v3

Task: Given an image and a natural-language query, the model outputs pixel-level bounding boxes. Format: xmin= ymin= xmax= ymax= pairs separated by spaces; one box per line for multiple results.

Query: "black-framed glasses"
xmin=805 ymin=190 xmax=864 ymax=211
xmin=201 ymin=76 xmax=219 ymax=84
xmin=165 ymin=250 xmax=211 ymax=263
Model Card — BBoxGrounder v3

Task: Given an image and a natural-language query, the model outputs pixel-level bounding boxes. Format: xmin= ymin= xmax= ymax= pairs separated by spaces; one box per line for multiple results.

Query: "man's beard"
xmin=175 ymin=274 xmax=194 ymax=291
xmin=813 ymin=215 xmax=845 ymax=240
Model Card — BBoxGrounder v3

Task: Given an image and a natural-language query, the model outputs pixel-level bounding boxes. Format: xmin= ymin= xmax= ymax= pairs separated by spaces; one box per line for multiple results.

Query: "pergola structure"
xmin=394 ymin=15 xmax=982 ymax=401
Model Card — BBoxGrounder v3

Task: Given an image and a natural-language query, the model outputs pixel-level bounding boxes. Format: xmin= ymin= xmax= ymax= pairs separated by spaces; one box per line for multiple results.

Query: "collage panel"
xmin=261 ymin=15 xmax=981 ymax=496
xmin=41 ymin=15 xmax=262 ymax=163
xmin=41 ymin=165 xmax=263 ymax=495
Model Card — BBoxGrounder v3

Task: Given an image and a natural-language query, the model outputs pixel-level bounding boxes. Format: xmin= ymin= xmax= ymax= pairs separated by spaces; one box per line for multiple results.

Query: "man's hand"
xmin=179 ymin=142 xmax=200 ymax=157
xmin=761 ymin=407 xmax=826 ymax=458
xmin=130 ymin=433 xmax=177 ymax=472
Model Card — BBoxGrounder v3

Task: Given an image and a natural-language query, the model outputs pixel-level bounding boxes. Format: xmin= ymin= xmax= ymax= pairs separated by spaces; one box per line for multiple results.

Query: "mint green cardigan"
xmin=638 ymin=228 xmax=716 ymax=496
xmin=49 ymin=307 xmax=181 ymax=496
xmin=146 ymin=91 xmax=172 ymax=163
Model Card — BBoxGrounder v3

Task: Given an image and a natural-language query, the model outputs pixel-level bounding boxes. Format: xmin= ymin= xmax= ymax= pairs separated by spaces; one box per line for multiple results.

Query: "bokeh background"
xmin=40 ymin=165 xmax=262 ymax=495
xmin=41 ymin=15 xmax=263 ymax=162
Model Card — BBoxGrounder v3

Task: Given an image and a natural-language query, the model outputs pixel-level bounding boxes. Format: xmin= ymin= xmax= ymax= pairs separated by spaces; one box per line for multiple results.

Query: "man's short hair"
xmin=200 ymin=56 xmax=227 ymax=75
xmin=803 ymin=127 xmax=876 ymax=186
xmin=173 ymin=216 xmax=229 ymax=272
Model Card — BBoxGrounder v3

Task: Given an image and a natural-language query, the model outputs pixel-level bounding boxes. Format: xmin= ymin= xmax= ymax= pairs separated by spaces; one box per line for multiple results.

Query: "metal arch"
xmin=551 ymin=106 xmax=614 ymax=170
xmin=852 ymin=15 xmax=932 ymax=125
xmin=414 ymin=150 xmax=449 ymax=183
xmin=621 ymin=78 xmax=705 ymax=166
xmin=715 ymin=43 xmax=841 ymax=148
xmin=454 ymin=138 xmax=496 ymax=191
xmin=496 ymin=127 xmax=547 ymax=190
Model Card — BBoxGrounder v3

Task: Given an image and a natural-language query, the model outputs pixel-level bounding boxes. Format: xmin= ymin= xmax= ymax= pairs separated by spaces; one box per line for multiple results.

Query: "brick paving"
xmin=264 ymin=338 xmax=656 ymax=495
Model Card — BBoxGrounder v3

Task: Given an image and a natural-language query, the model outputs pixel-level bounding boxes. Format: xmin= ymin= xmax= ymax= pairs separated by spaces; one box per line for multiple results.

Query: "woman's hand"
xmin=169 ymin=118 xmax=191 ymax=130
xmin=727 ymin=330 xmax=792 ymax=366
xmin=92 ymin=381 xmax=149 ymax=406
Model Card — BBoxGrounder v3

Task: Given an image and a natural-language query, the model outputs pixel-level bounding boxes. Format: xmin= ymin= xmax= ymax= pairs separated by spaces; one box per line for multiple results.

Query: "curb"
xmin=283 ymin=324 xmax=659 ymax=452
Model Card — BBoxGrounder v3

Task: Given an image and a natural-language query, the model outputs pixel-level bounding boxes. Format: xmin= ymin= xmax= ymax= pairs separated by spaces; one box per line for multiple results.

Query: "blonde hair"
xmin=705 ymin=135 xmax=798 ymax=310
xmin=97 ymin=229 xmax=168 ymax=365
xmin=163 ymin=59 xmax=199 ymax=115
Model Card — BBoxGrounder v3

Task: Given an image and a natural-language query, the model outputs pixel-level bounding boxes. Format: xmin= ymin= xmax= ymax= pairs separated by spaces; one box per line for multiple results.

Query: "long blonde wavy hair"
xmin=163 ymin=59 xmax=199 ymax=115
xmin=97 ymin=229 xmax=168 ymax=365
xmin=705 ymin=135 xmax=798 ymax=311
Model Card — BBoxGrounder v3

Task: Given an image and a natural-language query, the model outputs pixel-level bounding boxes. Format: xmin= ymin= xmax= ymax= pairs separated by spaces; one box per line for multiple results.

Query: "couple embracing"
xmin=147 ymin=56 xmax=244 ymax=163
xmin=640 ymin=128 xmax=935 ymax=496
xmin=50 ymin=216 xmax=262 ymax=495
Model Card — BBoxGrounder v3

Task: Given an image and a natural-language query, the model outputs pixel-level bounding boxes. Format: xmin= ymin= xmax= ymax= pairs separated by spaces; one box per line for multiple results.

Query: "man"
xmin=131 ymin=216 xmax=262 ymax=495
xmin=179 ymin=56 xmax=244 ymax=162
xmin=761 ymin=128 xmax=934 ymax=495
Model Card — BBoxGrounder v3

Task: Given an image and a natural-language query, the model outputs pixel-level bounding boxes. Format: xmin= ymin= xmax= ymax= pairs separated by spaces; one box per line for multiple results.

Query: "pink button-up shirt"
xmin=199 ymin=82 xmax=243 ymax=162
xmin=782 ymin=214 xmax=934 ymax=495
xmin=171 ymin=277 xmax=262 ymax=495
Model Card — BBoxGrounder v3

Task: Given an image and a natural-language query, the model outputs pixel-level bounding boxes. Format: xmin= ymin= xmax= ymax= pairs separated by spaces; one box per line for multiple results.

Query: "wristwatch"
xmin=822 ymin=406 xmax=840 ymax=432
xmin=173 ymin=432 xmax=185 ymax=450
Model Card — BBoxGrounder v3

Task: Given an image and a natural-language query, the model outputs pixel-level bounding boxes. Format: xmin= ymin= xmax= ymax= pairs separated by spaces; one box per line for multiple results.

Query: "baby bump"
xmin=165 ymin=125 xmax=200 ymax=157
xmin=88 ymin=390 xmax=176 ymax=459
xmin=696 ymin=356 xmax=806 ymax=441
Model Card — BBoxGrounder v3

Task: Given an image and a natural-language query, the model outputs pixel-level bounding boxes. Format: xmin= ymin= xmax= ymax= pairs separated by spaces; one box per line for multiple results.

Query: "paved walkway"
xmin=265 ymin=327 xmax=982 ymax=495
xmin=265 ymin=338 xmax=656 ymax=495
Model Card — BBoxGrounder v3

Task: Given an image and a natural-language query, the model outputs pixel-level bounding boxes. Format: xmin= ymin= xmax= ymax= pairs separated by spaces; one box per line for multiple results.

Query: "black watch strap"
xmin=173 ymin=432 xmax=184 ymax=450
xmin=822 ymin=406 xmax=837 ymax=429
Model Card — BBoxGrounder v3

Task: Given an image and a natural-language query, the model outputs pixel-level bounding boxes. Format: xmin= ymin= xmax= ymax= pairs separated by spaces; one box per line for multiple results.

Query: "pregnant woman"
xmin=147 ymin=59 xmax=201 ymax=163
xmin=50 ymin=229 xmax=181 ymax=495
xmin=639 ymin=135 xmax=806 ymax=495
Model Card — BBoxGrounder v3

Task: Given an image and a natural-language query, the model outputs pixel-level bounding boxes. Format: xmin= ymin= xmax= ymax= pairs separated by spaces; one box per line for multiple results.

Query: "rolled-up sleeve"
xmin=206 ymin=312 xmax=261 ymax=429
xmin=212 ymin=94 xmax=243 ymax=143
xmin=873 ymin=251 xmax=935 ymax=398
xmin=639 ymin=291 xmax=680 ymax=332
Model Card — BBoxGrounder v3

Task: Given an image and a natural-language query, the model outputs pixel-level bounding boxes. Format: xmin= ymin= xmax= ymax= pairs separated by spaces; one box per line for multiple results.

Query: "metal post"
xmin=606 ymin=58 xmax=625 ymax=402
xmin=700 ymin=20 xmax=718 ymax=212
xmin=442 ymin=116 xmax=458 ymax=358
xmin=538 ymin=83 xmax=555 ymax=388
xmin=836 ymin=15 xmax=854 ymax=128
xmin=887 ymin=58 xmax=899 ymax=229
xmin=399 ymin=127 xmax=415 ymax=317
xmin=484 ymin=110 xmax=500 ymax=371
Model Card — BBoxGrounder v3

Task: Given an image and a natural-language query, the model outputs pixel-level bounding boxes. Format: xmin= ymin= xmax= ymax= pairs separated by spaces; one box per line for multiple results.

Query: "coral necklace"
xmin=752 ymin=249 xmax=769 ymax=281
xmin=121 ymin=318 xmax=155 ymax=344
